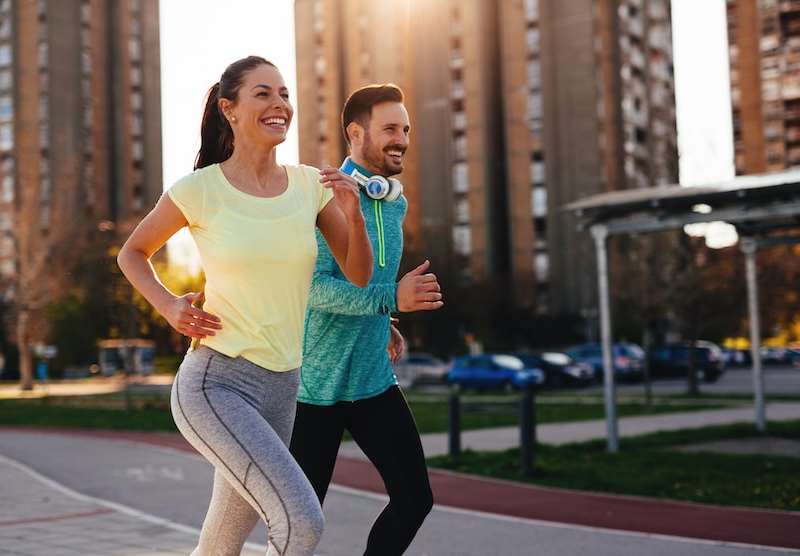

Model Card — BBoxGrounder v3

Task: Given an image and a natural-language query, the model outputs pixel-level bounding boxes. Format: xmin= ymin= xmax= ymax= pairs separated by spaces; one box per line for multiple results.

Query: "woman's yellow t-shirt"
xmin=167 ymin=163 xmax=333 ymax=371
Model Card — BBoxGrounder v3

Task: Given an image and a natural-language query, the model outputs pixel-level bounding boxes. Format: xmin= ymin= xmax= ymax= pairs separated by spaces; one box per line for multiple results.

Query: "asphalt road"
xmin=0 ymin=430 xmax=796 ymax=556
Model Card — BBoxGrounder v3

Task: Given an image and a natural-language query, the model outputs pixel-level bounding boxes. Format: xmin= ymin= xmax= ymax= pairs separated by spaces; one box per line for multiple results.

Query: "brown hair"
xmin=194 ymin=56 xmax=277 ymax=170
xmin=341 ymin=84 xmax=404 ymax=146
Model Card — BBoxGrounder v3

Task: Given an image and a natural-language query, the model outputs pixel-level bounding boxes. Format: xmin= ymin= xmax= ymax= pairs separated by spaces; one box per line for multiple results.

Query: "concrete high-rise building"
xmin=0 ymin=0 xmax=162 ymax=355
xmin=295 ymin=0 xmax=678 ymax=317
xmin=501 ymin=0 xmax=678 ymax=314
xmin=726 ymin=0 xmax=800 ymax=175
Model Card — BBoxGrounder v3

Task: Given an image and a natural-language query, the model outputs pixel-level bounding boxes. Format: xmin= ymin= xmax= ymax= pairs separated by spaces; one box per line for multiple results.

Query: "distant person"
xmin=117 ymin=56 xmax=373 ymax=556
xmin=290 ymin=84 xmax=443 ymax=555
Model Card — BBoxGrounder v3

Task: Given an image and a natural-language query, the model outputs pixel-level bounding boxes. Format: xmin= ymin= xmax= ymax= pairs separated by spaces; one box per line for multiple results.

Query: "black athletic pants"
xmin=289 ymin=385 xmax=433 ymax=556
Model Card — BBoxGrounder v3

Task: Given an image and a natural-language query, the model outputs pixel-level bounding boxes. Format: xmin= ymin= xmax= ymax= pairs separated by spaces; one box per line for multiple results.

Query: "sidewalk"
xmin=0 ymin=453 xmax=264 ymax=556
xmin=339 ymin=400 xmax=800 ymax=458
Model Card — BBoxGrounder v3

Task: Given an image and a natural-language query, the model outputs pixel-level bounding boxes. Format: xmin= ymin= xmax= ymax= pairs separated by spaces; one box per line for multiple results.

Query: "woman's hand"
xmin=388 ymin=324 xmax=405 ymax=363
xmin=162 ymin=292 xmax=222 ymax=339
xmin=320 ymin=166 xmax=363 ymax=224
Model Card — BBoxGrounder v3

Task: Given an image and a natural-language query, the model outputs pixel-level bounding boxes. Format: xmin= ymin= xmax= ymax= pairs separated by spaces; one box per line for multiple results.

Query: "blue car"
xmin=446 ymin=354 xmax=545 ymax=391
xmin=566 ymin=342 xmax=645 ymax=383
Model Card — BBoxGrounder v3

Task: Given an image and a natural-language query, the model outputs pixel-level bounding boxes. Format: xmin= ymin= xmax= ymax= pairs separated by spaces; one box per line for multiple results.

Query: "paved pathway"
xmin=0 ymin=453 xmax=264 ymax=556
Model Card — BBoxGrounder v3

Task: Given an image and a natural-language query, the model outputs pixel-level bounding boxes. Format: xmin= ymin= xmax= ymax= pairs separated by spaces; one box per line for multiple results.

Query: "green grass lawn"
xmin=428 ymin=420 xmax=800 ymax=511
xmin=0 ymin=391 xmax=727 ymax=435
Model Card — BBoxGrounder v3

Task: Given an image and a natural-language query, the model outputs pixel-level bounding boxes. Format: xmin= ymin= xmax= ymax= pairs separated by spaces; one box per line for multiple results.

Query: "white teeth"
xmin=263 ymin=117 xmax=286 ymax=125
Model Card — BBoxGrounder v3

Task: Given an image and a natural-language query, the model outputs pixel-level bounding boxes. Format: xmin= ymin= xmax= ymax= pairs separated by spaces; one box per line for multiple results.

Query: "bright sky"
xmin=159 ymin=0 xmax=298 ymax=270
xmin=160 ymin=0 xmax=737 ymax=269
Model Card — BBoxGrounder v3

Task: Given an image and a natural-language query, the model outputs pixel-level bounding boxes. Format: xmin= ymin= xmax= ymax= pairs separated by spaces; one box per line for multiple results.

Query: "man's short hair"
xmin=341 ymin=84 xmax=404 ymax=145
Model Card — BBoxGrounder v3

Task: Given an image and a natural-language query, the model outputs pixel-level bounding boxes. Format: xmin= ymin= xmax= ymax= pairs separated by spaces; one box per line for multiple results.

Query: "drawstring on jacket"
xmin=374 ymin=199 xmax=386 ymax=268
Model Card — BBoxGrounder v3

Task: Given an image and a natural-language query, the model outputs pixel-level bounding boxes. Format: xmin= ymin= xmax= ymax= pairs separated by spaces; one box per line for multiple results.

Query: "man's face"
xmin=355 ymin=101 xmax=410 ymax=177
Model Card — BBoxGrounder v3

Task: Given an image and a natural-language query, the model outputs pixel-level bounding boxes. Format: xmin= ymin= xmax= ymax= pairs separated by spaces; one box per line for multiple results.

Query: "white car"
xmin=393 ymin=352 xmax=449 ymax=387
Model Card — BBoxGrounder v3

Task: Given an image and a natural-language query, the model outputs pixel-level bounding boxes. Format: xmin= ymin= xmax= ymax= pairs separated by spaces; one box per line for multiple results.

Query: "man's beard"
xmin=363 ymin=132 xmax=402 ymax=177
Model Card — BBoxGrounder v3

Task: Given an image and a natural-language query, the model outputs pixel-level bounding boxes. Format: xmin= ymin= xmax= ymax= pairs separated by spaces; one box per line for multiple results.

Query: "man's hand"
xmin=397 ymin=260 xmax=443 ymax=312
xmin=388 ymin=324 xmax=405 ymax=363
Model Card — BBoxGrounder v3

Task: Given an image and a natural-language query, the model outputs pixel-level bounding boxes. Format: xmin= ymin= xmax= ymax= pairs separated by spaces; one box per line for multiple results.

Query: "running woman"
xmin=290 ymin=84 xmax=443 ymax=556
xmin=117 ymin=56 xmax=373 ymax=556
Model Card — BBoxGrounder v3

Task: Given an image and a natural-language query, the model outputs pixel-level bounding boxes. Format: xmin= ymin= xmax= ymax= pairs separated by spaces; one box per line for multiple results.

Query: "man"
xmin=290 ymin=84 xmax=443 ymax=555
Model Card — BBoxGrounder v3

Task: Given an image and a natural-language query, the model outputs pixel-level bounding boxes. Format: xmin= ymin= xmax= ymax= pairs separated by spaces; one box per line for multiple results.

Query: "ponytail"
xmin=194 ymin=83 xmax=234 ymax=170
xmin=193 ymin=56 xmax=276 ymax=170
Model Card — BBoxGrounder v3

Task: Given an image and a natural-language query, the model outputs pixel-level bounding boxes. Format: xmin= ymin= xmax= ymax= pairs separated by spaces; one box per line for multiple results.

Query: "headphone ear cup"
xmin=384 ymin=178 xmax=403 ymax=202
xmin=365 ymin=176 xmax=390 ymax=200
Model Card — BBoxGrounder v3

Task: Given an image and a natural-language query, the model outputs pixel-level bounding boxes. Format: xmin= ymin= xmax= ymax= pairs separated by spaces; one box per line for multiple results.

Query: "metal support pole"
xmin=592 ymin=225 xmax=618 ymax=452
xmin=741 ymin=237 xmax=766 ymax=432
xmin=448 ymin=387 xmax=461 ymax=461
xmin=519 ymin=386 xmax=536 ymax=475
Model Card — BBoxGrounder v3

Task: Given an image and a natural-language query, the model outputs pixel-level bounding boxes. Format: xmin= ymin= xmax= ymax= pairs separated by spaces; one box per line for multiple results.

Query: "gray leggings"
xmin=171 ymin=346 xmax=323 ymax=556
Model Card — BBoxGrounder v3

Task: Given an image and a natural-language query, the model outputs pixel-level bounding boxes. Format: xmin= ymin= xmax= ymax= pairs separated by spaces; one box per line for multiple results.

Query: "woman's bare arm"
xmin=316 ymin=167 xmax=373 ymax=287
xmin=117 ymin=194 xmax=221 ymax=339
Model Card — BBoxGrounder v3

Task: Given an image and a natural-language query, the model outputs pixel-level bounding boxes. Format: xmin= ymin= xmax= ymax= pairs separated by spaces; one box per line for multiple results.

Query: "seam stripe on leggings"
xmin=201 ymin=357 xmax=293 ymax=554
xmin=175 ymin=355 xmax=283 ymax=553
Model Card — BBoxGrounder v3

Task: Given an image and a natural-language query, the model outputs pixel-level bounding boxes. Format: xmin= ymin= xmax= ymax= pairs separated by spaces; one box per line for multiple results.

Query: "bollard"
xmin=448 ymin=387 xmax=461 ymax=462
xmin=520 ymin=385 xmax=536 ymax=475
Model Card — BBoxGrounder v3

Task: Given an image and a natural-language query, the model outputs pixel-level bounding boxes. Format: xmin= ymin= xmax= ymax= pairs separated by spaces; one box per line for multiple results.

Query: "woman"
xmin=117 ymin=56 xmax=372 ymax=556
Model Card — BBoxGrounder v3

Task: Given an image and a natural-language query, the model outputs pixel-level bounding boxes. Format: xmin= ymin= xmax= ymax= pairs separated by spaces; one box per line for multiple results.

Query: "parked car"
xmin=566 ymin=342 xmax=645 ymax=383
xmin=648 ymin=342 xmax=725 ymax=383
xmin=392 ymin=352 xmax=449 ymax=387
xmin=515 ymin=352 xmax=594 ymax=388
xmin=446 ymin=354 xmax=545 ymax=391
xmin=759 ymin=347 xmax=798 ymax=366
xmin=721 ymin=348 xmax=752 ymax=368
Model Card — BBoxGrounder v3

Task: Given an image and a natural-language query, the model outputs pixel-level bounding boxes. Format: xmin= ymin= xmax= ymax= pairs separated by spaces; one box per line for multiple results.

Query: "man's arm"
xmin=309 ymin=230 xmax=397 ymax=316
xmin=309 ymin=232 xmax=445 ymax=316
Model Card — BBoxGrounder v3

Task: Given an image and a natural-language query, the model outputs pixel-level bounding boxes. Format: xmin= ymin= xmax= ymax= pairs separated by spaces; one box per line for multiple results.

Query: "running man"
xmin=290 ymin=84 xmax=443 ymax=555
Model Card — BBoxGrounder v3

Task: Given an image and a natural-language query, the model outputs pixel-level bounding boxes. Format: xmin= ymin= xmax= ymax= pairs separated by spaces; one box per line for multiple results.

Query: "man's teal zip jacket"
xmin=298 ymin=163 xmax=407 ymax=405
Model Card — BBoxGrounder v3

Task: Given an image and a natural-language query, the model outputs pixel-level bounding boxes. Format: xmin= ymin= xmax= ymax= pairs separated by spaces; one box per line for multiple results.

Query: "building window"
xmin=453 ymin=225 xmax=472 ymax=256
xmin=132 ymin=140 xmax=144 ymax=161
xmin=534 ymin=253 xmax=549 ymax=283
xmin=524 ymin=0 xmax=538 ymax=21
xmin=531 ymin=187 xmax=547 ymax=217
xmin=526 ymin=28 xmax=540 ymax=52
xmin=38 ymin=43 xmax=48 ymax=67
xmin=0 ymin=259 xmax=13 ymax=276
xmin=0 ymin=70 xmax=10 ymax=90
xmin=81 ymin=2 xmax=91 ymax=23
xmin=130 ymin=66 xmax=142 ymax=87
xmin=128 ymin=38 xmax=141 ymax=62
xmin=0 ymin=122 xmax=12 ymax=150
xmin=527 ymin=60 xmax=541 ymax=90
xmin=40 ymin=175 xmax=51 ymax=202
xmin=131 ymin=91 xmax=142 ymax=111
xmin=529 ymin=161 xmax=545 ymax=184
xmin=453 ymin=162 xmax=469 ymax=193
xmin=455 ymin=197 xmax=470 ymax=223
xmin=39 ymin=204 xmax=50 ymax=229
xmin=0 ymin=45 xmax=10 ymax=67
xmin=39 ymin=123 xmax=49 ymax=148
xmin=131 ymin=113 xmax=142 ymax=136
xmin=527 ymin=93 xmax=542 ymax=120
xmin=0 ymin=95 xmax=11 ymax=122
xmin=1 ymin=174 xmax=12 ymax=203
xmin=454 ymin=133 xmax=467 ymax=160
